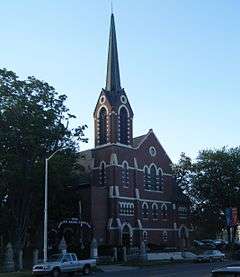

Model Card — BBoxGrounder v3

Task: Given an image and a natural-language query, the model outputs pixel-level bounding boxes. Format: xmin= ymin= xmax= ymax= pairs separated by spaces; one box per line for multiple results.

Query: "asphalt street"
xmin=97 ymin=261 xmax=235 ymax=277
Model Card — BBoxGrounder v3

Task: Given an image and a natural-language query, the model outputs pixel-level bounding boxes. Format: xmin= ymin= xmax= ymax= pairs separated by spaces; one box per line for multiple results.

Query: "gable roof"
xmin=132 ymin=134 xmax=148 ymax=148
xmin=133 ymin=129 xmax=173 ymax=164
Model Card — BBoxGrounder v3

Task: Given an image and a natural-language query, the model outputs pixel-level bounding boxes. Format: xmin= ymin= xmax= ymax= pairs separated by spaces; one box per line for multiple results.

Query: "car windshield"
xmin=204 ymin=250 xmax=213 ymax=255
xmin=48 ymin=254 xmax=63 ymax=262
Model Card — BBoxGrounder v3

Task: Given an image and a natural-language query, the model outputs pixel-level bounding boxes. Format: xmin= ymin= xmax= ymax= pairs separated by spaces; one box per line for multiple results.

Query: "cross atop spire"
xmin=105 ymin=13 xmax=121 ymax=92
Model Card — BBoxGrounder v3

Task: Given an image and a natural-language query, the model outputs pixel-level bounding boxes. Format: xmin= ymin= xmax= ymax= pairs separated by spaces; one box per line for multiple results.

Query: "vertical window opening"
xmin=122 ymin=162 xmax=129 ymax=186
xmin=152 ymin=204 xmax=158 ymax=219
xmin=100 ymin=162 xmax=106 ymax=186
xmin=99 ymin=108 xmax=107 ymax=145
xmin=119 ymin=107 xmax=128 ymax=144
xmin=144 ymin=167 xmax=148 ymax=190
xmin=162 ymin=205 xmax=167 ymax=219
xmin=150 ymin=166 xmax=157 ymax=190
xmin=142 ymin=203 xmax=148 ymax=218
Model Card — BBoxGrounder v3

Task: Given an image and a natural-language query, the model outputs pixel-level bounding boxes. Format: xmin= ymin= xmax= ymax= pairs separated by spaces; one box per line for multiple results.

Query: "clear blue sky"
xmin=1 ymin=0 xmax=240 ymax=162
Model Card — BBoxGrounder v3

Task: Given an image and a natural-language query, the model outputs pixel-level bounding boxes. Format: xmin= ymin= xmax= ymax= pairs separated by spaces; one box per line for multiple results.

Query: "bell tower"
xmin=94 ymin=13 xmax=133 ymax=147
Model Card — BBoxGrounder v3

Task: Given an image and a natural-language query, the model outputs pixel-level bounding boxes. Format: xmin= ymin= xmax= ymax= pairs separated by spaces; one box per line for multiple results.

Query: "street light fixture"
xmin=43 ymin=148 xmax=65 ymax=263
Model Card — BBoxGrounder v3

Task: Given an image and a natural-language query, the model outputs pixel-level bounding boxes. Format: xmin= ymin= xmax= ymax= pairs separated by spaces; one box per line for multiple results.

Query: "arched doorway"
xmin=122 ymin=224 xmax=132 ymax=248
xmin=178 ymin=226 xmax=188 ymax=249
xmin=57 ymin=218 xmax=92 ymax=258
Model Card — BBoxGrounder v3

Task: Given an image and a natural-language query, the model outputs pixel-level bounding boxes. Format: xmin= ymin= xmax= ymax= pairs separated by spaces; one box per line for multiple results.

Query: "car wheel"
xmin=52 ymin=268 xmax=61 ymax=277
xmin=68 ymin=272 xmax=75 ymax=276
xmin=83 ymin=265 xmax=91 ymax=275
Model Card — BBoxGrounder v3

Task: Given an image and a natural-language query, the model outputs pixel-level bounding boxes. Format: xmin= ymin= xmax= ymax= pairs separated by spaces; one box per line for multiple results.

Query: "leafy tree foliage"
xmin=0 ymin=69 xmax=87 ymax=269
xmin=174 ymin=148 xmax=240 ymax=239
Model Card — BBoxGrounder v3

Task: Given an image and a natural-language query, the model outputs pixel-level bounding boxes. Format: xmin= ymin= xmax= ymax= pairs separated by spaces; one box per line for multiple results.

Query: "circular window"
xmin=149 ymin=146 xmax=157 ymax=157
xmin=100 ymin=95 xmax=105 ymax=104
xmin=120 ymin=95 xmax=127 ymax=104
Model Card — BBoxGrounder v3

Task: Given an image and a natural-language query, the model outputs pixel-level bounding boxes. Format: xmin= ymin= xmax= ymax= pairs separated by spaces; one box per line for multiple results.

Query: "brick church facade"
xmin=78 ymin=13 xmax=191 ymax=249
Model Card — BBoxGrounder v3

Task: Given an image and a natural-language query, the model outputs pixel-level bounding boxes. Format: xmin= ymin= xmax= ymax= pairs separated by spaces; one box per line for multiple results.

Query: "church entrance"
xmin=179 ymin=226 xmax=188 ymax=249
xmin=122 ymin=225 xmax=131 ymax=247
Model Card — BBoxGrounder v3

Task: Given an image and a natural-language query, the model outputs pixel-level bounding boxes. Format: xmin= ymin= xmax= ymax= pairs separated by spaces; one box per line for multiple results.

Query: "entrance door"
xmin=179 ymin=226 xmax=188 ymax=248
xmin=122 ymin=225 xmax=131 ymax=247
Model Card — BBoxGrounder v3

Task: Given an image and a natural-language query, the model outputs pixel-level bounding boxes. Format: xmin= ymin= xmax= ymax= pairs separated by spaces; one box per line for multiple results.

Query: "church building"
xmin=78 ymin=13 xmax=191 ymax=249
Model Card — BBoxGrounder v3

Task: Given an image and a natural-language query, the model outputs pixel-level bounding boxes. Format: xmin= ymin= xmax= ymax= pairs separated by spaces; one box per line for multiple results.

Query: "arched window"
xmin=152 ymin=203 xmax=158 ymax=219
xmin=122 ymin=162 xmax=129 ymax=187
xmin=142 ymin=202 xmax=148 ymax=218
xmin=119 ymin=107 xmax=128 ymax=144
xmin=99 ymin=107 xmax=107 ymax=145
xmin=150 ymin=165 xmax=157 ymax=190
xmin=161 ymin=204 xmax=167 ymax=219
xmin=144 ymin=167 xmax=149 ymax=190
xmin=158 ymin=169 xmax=163 ymax=191
xmin=99 ymin=162 xmax=106 ymax=186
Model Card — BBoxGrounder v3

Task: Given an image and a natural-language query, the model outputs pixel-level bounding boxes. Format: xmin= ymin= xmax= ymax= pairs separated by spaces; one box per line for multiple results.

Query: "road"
xmin=97 ymin=261 xmax=233 ymax=277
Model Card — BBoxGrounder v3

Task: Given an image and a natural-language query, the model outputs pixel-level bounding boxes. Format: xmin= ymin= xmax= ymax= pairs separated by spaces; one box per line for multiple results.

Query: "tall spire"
xmin=105 ymin=13 xmax=121 ymax=92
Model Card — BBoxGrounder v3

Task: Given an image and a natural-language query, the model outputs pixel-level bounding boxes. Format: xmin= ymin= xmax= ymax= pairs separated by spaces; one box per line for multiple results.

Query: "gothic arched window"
xmin=119 ymin=107 xmax=128 ymax=144
xmin=99 ymin=107 xmax=107 ymax=145
xmin=161 ymin=204 xmax=167 ymax=219
xmin=99 ymin=162 xmax=106 ymax=186
xmin=144 ymin=167 xmax=149 ymax=190
xmin=158 ymin=169 xmax=163 ymax=191
xmin=142 ymin=202 xmax=148 ymax=218
xmin=152 ymin=203 xmax=158 ymax=219
xmin=122 ymin=162 xmax=129 ymax=187
xmin=150 ymin=165 xmax=157 ymax=190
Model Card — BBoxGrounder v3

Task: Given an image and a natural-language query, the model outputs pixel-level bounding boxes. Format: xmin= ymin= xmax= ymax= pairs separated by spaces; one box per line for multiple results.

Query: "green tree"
xmin=0 ymin=68 xmax=87 ymax=269
xmin=174 ymin=147 xmax=240 ymax=239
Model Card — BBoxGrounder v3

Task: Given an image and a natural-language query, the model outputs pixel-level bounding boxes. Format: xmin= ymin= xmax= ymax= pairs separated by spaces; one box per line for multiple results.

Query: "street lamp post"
xmin=43 ymin=148 xmax=63 ymax=263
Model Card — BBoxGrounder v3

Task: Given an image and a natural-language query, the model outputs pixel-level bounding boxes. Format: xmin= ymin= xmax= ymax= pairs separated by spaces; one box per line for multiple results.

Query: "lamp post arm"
xmin=47 ymin=148 xmax=63 ymax=161
xmin=43 ymin=147 xmax=65 ymax=263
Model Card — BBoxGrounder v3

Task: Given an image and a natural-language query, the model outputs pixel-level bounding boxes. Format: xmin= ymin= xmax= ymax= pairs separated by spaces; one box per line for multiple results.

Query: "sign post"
xmin=226 ymin=207 xmax=238 ymax=243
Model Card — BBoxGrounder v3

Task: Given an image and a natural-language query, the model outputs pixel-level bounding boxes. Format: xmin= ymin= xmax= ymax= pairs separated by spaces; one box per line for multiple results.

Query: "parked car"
xmin=201 ymin=239 xmax=215 ymax=244
xmin=182 ymin=251 xmax=198 ymax=261
xmin=213 ymin=239 xmax=227 ymax=246
xmin=194 ymin=240 xmax=205 ymax=247
xmin=212 ymin=265 xmax=240 ymax=276
xmin=197 ymin=250 xmax=225 ymax=262
xmin=32 ymin=252 xmax=96 ymax=276
xmin=194 ymin=239 xmax=215 ymax=250
xmin=201 ymin=240 xmax=217 ymax=249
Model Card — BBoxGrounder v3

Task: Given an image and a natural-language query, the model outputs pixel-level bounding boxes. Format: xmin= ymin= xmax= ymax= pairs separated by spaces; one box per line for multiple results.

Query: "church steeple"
xmin=105 ymin=13 xmax=121 ymax=92
xmin=94 ymin=12 xmax=133 ymax=147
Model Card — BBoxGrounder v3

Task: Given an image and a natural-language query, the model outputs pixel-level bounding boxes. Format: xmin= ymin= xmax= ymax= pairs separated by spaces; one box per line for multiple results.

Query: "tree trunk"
xmin=9 ymin=188 xmax=32 ymax=271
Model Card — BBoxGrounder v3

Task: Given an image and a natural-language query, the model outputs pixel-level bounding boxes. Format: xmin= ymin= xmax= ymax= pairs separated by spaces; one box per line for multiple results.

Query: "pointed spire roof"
xmin=105 ymin=13 xmax=121 ymax=92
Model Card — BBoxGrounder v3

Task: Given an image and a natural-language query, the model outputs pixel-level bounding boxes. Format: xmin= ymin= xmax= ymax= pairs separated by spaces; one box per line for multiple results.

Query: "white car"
xmin=197 ymin=250 xmax=225 ymax=262
xmin=32 ymin=252 xmax=96 ymax=276
xmin=212 ymin=265 xmax=240 ymax=276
